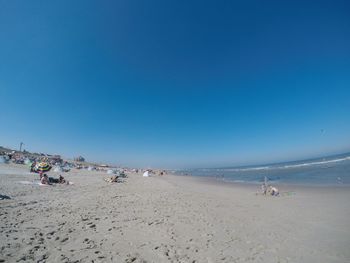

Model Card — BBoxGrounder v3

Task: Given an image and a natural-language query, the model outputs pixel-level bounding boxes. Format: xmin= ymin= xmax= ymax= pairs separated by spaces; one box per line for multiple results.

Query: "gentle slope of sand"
xmin=1 ymin=163 xmax=349 ymax=262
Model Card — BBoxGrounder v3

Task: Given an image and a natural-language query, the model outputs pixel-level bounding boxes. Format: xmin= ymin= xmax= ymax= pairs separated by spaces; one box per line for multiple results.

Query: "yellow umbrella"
xmin=34 ymin=162 xmax=52 ymax=172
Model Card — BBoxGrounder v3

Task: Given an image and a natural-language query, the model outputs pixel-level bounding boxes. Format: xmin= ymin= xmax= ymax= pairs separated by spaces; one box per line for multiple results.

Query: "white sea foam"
xmin=209 ymin=156 xmax=350 ymax=172
xmin=280 ymin=156 xmax=350 ymax=169
xmin=222 ymin=166 xmax=271 ymax=172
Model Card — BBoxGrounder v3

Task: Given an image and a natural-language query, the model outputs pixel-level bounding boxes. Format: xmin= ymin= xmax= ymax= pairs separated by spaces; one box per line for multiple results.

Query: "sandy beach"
xmin=1 ymin=163 xmax=349 ymax=263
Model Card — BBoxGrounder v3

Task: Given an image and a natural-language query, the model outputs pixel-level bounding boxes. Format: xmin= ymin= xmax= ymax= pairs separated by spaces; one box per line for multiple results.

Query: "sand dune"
xmin=0 ymin=163 xmax=349 ymax=262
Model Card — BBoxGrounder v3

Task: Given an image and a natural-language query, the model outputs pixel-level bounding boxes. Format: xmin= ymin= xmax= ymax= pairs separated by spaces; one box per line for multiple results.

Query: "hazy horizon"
xmin=1 ymin=142 xmax=350 ymax=170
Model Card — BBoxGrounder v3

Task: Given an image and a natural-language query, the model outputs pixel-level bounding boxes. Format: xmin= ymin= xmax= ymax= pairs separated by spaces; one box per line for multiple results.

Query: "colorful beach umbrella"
xmin=34 ymin=162 xmax=52 ymax=173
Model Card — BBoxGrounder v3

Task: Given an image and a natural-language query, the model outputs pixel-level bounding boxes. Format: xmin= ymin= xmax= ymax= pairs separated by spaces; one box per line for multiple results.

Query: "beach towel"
xmin=18 ymin=181 xmax=74 ymax=186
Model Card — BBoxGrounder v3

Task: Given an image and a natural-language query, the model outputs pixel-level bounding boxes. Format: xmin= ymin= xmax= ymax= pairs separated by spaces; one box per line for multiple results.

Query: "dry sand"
xmin=0 ymin=163 xmax=349 ymax=263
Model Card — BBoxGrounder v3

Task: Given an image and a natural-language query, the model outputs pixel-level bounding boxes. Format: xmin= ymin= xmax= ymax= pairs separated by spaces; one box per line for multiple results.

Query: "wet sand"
xmin=1 ymin=163 xmax=349 ymax=262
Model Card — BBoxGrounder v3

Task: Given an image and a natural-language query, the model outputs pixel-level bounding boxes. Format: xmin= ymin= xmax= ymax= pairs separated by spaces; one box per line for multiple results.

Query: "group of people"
xmin=261 ymin=177 xmax=279 ymax=196
xmin=39 ymin=171 xmax=68 ymax=185
xmin=104 ymin=175 xmax=119 ymax=183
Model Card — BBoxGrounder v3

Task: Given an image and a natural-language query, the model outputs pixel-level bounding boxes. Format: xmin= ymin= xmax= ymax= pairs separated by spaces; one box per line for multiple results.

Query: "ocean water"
xmin=176 ymin=153 xmax=350 ymax=186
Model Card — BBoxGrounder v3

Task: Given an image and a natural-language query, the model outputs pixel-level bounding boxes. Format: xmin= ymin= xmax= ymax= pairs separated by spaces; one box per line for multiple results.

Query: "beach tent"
xmin=143 ymin=171 xmax=149 ymax=177
xmin=107 ymin=169 xmax=115 ymax=174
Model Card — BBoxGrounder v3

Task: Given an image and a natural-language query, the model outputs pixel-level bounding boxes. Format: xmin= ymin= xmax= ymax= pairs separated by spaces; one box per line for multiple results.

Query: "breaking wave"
xmin=176 ymin=153 xmax=350 ymax=186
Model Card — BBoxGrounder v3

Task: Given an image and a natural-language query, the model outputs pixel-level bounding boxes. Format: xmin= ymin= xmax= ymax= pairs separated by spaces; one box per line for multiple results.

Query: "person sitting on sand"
xmin=267 ymin=186 xmax=279 ymax=196
xmin=104 ymin=175 xmax=119 ymax=183
xmin=40 ymin=174 xmax=50 ymax=185
xmin=59 ymin=175 xmax=66 ymax=184
xmin=259 ymin=176 xmax=279 ymax=196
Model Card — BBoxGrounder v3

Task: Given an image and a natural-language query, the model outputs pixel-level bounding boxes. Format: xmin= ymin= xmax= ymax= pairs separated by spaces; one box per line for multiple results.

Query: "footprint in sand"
xmin=125 ymin=254 xmax=137 ymax=263
xmin=61 ymin=237 xmax=69 ymax=243
xmin=47 ymin=231 xmax=55 ymax=236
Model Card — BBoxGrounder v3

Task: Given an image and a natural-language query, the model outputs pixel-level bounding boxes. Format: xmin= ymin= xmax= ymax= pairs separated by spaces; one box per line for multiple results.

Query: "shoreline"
xmin=167 ymin=172 xmax=350 ymax=191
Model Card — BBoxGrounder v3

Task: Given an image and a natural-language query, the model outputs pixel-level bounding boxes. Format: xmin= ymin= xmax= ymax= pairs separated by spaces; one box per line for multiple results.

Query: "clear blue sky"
xmin=1 ymin=0 xmax=350 ymax=168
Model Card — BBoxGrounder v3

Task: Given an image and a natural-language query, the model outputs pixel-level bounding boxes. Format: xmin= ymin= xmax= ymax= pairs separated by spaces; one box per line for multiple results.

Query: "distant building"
xmin=74 ymin=156 xmax=85 ymax=162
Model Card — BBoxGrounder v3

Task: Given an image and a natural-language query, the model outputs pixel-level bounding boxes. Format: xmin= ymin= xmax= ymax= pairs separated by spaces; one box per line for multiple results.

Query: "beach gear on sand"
xmin=143 ymin=171 xmax=149 ymax=177
xmin=34 ymin=162 xmax=52 ymax=173
xmin=18 ymin=180 xmax=73 ymax=186
xmin=18 ymin=180 xmax=49 ymax=186
xmin=119 ymin=171 xmax=127 ymax=178
xmin=0 ymin=194 xmax=11 ymax=200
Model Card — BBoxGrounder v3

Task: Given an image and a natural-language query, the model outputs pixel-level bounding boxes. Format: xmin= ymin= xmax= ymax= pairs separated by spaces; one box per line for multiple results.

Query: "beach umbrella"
xmin=34 ymin=162 xmax=52 ymax=173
